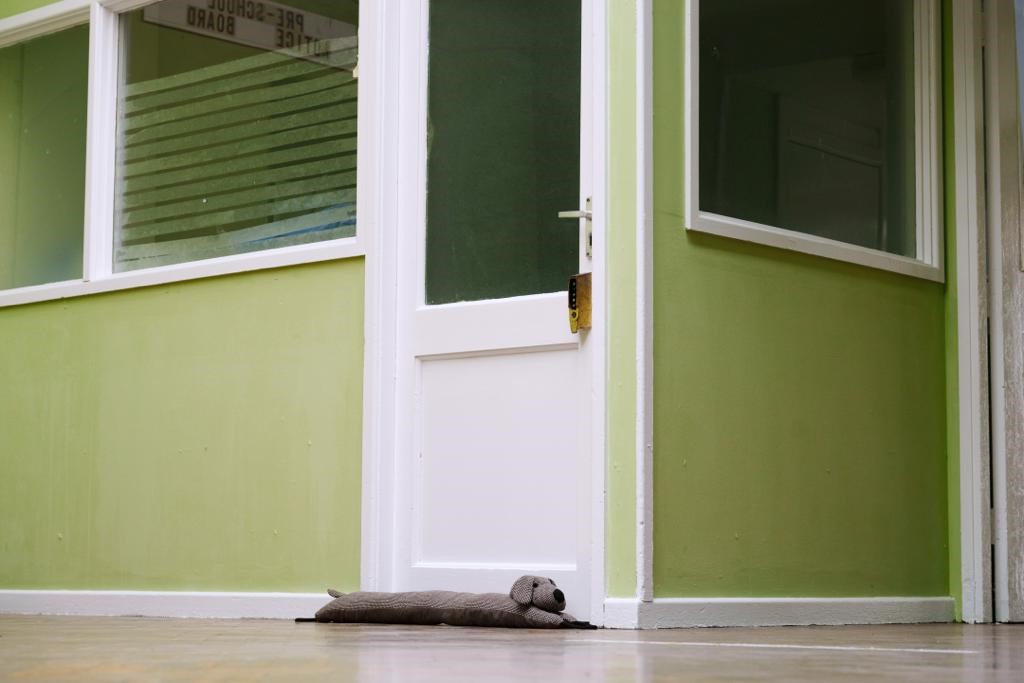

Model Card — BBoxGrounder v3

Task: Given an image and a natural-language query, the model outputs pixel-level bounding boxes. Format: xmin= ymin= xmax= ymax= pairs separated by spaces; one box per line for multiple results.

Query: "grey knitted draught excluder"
xmin=307 ymin=575 xmax=595 ymax=629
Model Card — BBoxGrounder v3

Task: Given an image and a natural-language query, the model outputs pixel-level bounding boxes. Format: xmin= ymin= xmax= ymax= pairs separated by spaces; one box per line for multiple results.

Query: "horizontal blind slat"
xmin=121 ymin=138 xmax=356 ymax=194
xmin=120 ymin=152 xmax=356 ymax=209
xmin=118 ymin=204 xmax=354 ymax=264
xmin=123 ymin=73 xmax=356 ymax=132
xmin=122 ymin=119 xmax=356 ymax=178
xmin=125 ymin=59 xmax=322 ymax=113
xmin=123 ymin=188 xmax=355 ymax=240
xmin=119 ymin=225 xmax=355 ymax=269
xmin=125 ymin=80 xmax=355 ymax=146
xmin=121 ymin=168 xmax=356 ymax=225
xmin=122 ymin=100 xmax=356 ymax=162
xmin=124 ymin=53 xmax=356 ymax=113
xmin=119 ymin=225 xmax=355 ymax=268
xmin=123 ymin=37 xmax=357 ymax=97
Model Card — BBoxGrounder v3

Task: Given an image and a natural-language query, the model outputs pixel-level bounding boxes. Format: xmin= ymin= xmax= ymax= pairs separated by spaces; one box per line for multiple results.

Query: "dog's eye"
xmin=532 ymin=582 xmax=539 ymax=588
xmin=550 ymin=580 xmax=556 ymax=586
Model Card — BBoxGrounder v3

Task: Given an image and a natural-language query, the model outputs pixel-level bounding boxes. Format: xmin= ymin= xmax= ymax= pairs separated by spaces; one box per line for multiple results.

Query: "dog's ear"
xmin=510 ymin=576 xmax=536 ymax=605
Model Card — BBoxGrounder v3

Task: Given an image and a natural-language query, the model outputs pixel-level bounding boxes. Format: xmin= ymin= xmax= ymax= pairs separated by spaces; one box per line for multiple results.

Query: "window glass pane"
xmin=699 ymin=0 xmax=916 ymax=257
xmin=114 ymin=0 xmax=358 ymax=272
xmin=0 ymin=26 xmax=88 ymax=289
xmin=425 ymin=0 xmax=580 ymax=305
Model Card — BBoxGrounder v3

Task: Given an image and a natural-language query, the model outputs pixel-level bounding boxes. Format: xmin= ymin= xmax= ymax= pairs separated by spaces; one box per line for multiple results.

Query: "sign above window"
xmin=143 ymin=0 xmax=355 ymax=56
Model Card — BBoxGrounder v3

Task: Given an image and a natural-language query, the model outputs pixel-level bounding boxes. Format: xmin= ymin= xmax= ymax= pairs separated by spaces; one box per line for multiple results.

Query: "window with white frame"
xmin=114 ymin=0 xmax=357 ymax=271
xmin=686 ymin=0 xmax=942 ymax=280
xmin=0 ymin=0 xmax=363 ymax=305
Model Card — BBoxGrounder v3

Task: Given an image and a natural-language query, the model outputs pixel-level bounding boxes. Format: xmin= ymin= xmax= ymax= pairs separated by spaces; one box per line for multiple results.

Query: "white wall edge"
xmin=82 ymin=1 xmax=119 ymax=282
xmin=0 ymin=590 xmax=329 ymax=620
xmin=0 ymin=238 xmax=364 ymax=309
xmin=603 ymin=597 xmax=955 ymax=629
xmin=603 ymin=598 xmax=641 ymax=629
xmin=589 ymin=0 xmax=611 ymax=627
xmin=2 ymin=591 xmax=954 ymax=626
xmin=634 ymin=0 xmax=655 ymax=606
xmin=0 ymin=0 xmax=90 ymax=49
xmin=952 ymin=0 xmax=993 ymax=624
xmin=100 ymin=0 xmax=163 ymax=14
xmin=688 ymin=213 xmax=945 ymax=283
xmin=359 ymin=0 xmax=395 ymax=594
xmin=983 ymin=0 xmax=1011 ymax=623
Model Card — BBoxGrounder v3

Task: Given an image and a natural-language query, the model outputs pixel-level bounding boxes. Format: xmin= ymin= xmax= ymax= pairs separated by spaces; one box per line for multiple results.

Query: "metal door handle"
xmin=557 ymin=197 xmax=593 ymax=257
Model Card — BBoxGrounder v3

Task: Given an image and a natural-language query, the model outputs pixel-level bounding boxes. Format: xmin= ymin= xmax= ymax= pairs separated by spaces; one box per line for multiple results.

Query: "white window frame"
xmin=684 ymin=0 xmax=943 ymax=282
xmin=0 ymin=0 xmax=370 ymax=308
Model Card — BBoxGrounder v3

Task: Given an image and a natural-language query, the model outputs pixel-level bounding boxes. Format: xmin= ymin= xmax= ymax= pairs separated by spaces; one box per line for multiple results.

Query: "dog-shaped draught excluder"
xmin=301 ymin=575 xmax=596 ymax=629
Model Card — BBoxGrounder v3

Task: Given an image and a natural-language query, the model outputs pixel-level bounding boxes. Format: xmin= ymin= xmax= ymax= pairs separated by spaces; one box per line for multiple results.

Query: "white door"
xmin=371 ymin=0 xmax=601 ymax=620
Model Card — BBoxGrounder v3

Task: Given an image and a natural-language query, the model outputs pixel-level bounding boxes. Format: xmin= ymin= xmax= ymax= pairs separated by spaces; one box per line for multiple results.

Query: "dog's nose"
xmin=553 ymin=589 xmax=565 ymax=603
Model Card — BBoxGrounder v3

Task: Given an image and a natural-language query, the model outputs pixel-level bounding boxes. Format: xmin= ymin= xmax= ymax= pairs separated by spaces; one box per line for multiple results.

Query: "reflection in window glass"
xmin=114 ymin=0 xmax=358 ymax=272
xmin=0 ymin=26 xmax=88 ymax=290
xmin=699 ymin=0 xmax=916 ymax=257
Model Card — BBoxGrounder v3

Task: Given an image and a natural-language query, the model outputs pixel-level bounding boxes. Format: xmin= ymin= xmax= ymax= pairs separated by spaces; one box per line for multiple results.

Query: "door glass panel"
xmin=425 ymin=1 xmax=581 ymax=305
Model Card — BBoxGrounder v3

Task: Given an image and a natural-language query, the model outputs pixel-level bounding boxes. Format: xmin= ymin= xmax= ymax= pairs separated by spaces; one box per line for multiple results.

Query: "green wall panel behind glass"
xmin=0 ymin=24 xmax=87 ymax=289
xmin=652 ymin=0 xmax=949 ymax=598
xmin=0 ymin=261 xmax=364 ymax=591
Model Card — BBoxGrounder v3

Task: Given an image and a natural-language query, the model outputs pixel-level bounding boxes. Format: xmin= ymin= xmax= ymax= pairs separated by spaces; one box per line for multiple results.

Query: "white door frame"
xmin=982 ymin=0 xmax=1024 ymax=623
xmin=360 ymin=0 xmax=609 ymax=623
xmin=952 ymin=0 xmax=993 ymax=624
xmin=954 ymin=0 xmax=1024 ymax=624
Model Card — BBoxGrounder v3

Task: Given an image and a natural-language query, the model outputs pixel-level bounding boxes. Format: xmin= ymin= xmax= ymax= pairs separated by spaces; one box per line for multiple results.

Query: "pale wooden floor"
xmin=1 ymin=616 xmax=1022 ymax=682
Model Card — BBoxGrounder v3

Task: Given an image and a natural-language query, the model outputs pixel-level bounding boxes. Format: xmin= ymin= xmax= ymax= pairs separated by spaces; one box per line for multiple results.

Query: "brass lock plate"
xmin=568 ymin=273 xmax=592 ymax=334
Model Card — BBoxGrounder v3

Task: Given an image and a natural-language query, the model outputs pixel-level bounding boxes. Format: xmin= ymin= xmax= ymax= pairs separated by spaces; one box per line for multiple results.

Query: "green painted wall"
xmin=605 ymin=0 xmax=638 ymax=598
xmin=0 ymin=261 xmax=364 ymax=591
xmin=0 ymin=0 xmax=57 ymax=20
xmin=652 ymin=0 xmax=949 ymax=597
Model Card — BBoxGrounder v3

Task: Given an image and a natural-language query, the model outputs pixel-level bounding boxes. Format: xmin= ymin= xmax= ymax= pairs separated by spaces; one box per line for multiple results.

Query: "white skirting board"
xmin=1 ymin=591 xmax=955 ymax=626
xmin=602 ymin=597 xmax=956 ymax=629
xmin=0 ymin=590 xmax=328 ymax=619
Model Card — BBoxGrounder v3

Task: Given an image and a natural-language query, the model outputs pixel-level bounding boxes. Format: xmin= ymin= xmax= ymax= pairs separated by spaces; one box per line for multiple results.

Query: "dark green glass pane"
xmin=426 ymin=0 xmax=581 ymax=305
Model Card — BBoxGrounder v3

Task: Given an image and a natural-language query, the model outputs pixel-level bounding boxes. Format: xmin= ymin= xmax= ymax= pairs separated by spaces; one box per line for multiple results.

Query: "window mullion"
xmin=915 ymin=0 xmax=942 ymax=271
xmin=83 ymin=1 xmax=118 ymax=282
